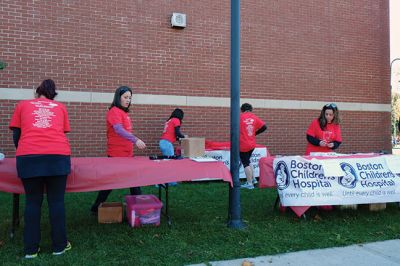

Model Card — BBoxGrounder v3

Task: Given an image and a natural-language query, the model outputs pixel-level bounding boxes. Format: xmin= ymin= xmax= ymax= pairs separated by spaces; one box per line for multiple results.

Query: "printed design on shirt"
xmin=30 ymin=101 xmax=57 ymax=128
xmin=244 ymin=118 xmax=254 ymax=136
xmin=163 ymin=120 xmax=170 ymax=133
xmin=322 ymin=131 xmax=333 ymax=143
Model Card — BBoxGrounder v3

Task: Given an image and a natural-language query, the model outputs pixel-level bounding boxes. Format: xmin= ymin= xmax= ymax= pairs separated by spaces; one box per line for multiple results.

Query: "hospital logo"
xmin=338 ymin=162 xmax=357 ymax=188
xmin=275 ymin=161 xmax=290 ymax=190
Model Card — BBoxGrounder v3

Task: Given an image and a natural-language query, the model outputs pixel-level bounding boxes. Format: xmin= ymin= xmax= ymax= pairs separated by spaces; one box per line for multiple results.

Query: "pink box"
xmin=125 ymin=194 xmax=163 ymax=227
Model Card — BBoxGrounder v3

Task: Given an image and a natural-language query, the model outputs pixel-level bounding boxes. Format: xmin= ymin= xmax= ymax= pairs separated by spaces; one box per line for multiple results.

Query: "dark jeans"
xmin=91 ymin=187 xmax=142 ymax=213
xmin=21 ymin=175 xmax=68 ymax=254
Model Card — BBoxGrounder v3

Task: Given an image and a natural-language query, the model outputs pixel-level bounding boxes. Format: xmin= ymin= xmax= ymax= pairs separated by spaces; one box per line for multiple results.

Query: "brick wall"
xmin=1 ymin=102 xmax=391 ymax=157
xmin=0 ymin=0 xmax=391 ymax=157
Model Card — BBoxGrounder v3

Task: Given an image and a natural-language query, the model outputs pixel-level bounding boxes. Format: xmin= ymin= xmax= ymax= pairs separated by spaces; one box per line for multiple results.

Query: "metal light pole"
xmin=227 ymin=0 xmax=245 ymax=229
xmin=391 ymin=58 xmax=400 ymax=141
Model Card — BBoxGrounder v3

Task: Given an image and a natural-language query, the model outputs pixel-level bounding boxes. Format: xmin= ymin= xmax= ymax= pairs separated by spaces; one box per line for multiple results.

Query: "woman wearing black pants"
xmin=90 ymin=86 xmax=146 ymax=214
xmin=9 ymin=79 xmax=72 ymax=258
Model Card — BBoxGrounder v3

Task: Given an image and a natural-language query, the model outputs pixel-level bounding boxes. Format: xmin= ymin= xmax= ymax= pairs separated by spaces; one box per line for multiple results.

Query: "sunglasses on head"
xmin=325 ymin=103 xmax=337 ymax=109
xmin=119 ymin=87 xmax=130 ymax=96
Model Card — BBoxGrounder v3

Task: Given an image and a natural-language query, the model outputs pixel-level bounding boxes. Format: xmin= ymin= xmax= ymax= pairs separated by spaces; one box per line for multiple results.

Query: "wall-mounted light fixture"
xmin=171 ymin=13 xmax=186 ymax=28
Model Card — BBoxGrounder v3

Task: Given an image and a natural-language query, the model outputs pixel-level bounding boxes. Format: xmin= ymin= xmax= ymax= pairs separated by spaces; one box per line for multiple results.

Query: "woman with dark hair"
xmin=159 ymin=108 xmax=186 ymax=156
xmin=90 ymin=86 xmax=146 ymax=214
xmin=303 ymin=103 xmax=342 ymax=212
xmin=305 ymin=103 xmax=342 ymax=155
xmin=239 ymin=103 xmax=267 ymax=189
xmin=158 ymin=108 xmax=186 ymax=185
xmin=9 ymin=79 xmax=71 ymax=258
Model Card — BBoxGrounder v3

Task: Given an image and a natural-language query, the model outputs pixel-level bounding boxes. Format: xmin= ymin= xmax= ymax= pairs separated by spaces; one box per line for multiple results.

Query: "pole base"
xmin=227 ymin=219 xmax=246 ymax=229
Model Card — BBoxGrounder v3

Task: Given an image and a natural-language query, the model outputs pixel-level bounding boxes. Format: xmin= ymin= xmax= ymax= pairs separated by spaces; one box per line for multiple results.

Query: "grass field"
xmin=1 ymin=182 xmax=400 ymax=265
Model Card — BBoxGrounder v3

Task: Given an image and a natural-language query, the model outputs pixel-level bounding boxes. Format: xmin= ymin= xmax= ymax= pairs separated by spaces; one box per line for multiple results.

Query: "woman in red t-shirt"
xmin=9 ymin=79 xmax=71 ymax=258
xmin=304 ymin=103 xmax=342 ymax=211
xmin=305 ymin=103 xmax=342 ymax=155
xmin=91 ymin=86 xmax=146 ymax=214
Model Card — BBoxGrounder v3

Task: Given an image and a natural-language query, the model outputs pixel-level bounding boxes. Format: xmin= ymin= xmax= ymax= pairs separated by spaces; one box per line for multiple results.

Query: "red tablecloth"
xmin=258 ymin=154 xmax=381 ymax=217
xmin=0 ymin=157 xmax=232 ymax=194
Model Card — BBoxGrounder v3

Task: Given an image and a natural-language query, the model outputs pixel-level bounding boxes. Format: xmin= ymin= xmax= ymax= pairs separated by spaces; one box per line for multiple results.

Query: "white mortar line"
xmin=0 ymin=88 xmax=391 ymax=112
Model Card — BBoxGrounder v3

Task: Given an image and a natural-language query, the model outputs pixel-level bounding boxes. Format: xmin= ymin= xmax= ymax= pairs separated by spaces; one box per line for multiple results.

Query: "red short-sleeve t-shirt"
xmin=305 ymin=118 xmax=342 ymax=155
xmin=160 ymin=117 xmax=181 ymax=143
xmin=9 ymin=98 xmax=71 ymax=156
xmin=106 ymin=106 xmax=134 ymax=157
xmin=239 ymin=112 xmax=265 ymax=152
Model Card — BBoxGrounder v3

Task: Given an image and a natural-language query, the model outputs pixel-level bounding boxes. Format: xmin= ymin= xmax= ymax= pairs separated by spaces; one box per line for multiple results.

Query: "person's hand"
xmin=184 ymin=135 xmax=189 ymax=138
xmin=319 ymin=140 xmax=327 ymax=147
xmin=327 ymin=142 xmax=334 ymax=148
xmin=135 ymin=139 xmax=146 ymax=149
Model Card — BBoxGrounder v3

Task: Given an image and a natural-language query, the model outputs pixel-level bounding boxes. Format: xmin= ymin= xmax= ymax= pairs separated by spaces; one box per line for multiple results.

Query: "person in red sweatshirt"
xmin=159 ymin=108 xmax=186 ymax=157
xmin=159 ymin=108 xmax=186 ymax=185
xmin=305 ymin=103 xmax=342 ymax=211
xmin=305 ymin=103 xmax=342 ymax=155
xmin=239 ymin=103 xmax=267 ymax=189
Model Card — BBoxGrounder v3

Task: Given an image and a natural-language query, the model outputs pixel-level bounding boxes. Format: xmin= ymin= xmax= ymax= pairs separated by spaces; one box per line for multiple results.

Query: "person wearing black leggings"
xmin=90 ymin=86 xmax=146 ymax=214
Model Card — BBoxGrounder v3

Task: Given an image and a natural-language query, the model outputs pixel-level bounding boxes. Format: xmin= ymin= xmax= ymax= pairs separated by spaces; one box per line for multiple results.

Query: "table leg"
xmin=10 ymin=193 xmax=20 ymax=239
xmin=273 ymin=194 xmax=280 ymax=211
xmin=158 ymin=184 xmax=171 ymax=225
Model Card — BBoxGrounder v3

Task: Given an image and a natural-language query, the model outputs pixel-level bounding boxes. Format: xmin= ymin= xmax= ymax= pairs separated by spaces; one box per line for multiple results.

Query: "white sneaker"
xmin=252 ymin=178 xmax=258 ymax=185
xmin=241 ymin=182 xmax=254 ymax=189
xmin=52 ymin=241 xmax=71 ymax=256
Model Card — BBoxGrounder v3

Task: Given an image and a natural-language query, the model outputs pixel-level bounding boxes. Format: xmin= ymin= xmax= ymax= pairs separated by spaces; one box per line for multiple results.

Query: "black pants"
xmin=21 ymin=175 xmax=68 ymax=254
xmin=91 ymin=187 xmax=142 ymax=213
xmin=239 ymin=149 xmax=254 ymax=168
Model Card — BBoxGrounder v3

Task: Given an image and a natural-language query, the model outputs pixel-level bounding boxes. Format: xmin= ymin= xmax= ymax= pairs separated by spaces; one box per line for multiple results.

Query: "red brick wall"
xmin=0 ymin=0 xmax=391 ymax=157
xmin=0 ymin=102 xmax=391 ymax=157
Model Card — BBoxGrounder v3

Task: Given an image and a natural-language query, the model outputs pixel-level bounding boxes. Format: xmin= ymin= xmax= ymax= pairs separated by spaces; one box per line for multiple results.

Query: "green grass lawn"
xmin=1 ymin=182 xmax=400 ymax=265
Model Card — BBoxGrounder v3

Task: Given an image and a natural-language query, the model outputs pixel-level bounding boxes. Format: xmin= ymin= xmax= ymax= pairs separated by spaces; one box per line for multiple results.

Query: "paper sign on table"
xmin=190 ymin=157 xmax=218 ymax=162
xmin=313 ymin=158 xmax=345 ymax=177
xmin=384 ymin=155 xmax=400 ymax=174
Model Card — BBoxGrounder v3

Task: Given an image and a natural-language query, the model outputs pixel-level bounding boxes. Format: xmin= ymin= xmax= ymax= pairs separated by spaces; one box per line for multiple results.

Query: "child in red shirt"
xmin=159 ymin=108 xmax=186 ymax=185
xmin=239 ymin=103 xmax=267 ymax=189
xmin=160 ymin=108 xmax=186 ymax=156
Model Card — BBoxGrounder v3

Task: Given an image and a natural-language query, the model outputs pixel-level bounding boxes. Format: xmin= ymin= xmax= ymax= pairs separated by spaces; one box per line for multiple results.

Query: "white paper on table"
xmin=384 ymin=155 xmax=400 ymax=174
xmin=312 ymin=158 xmax=345 ymax=177
xmin=190 ymin=157 xmax=218 ymax=162
xmin=309 ymin=152 xmax=349 ymax=157
xmin=309 ymin=152 xmax=338 ymax=157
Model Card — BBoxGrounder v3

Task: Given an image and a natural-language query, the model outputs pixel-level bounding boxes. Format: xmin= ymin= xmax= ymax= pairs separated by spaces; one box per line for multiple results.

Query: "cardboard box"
xmin=125 ymin=195 xmax=163 ymax=227
xmin=180 ymin=137 xmax=205 ymax=157
xmin=369 ymin=203 xmax=386 ymax=211
xmin=338 ymin=204 xmax=358 ymax=210
xmin=98 ymin=202 xmax=123 ymax=223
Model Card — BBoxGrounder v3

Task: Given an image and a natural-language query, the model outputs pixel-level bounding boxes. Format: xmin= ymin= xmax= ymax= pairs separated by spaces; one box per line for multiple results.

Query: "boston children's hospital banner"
xmin=273 ymin=155 xmax=400 ymax=206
